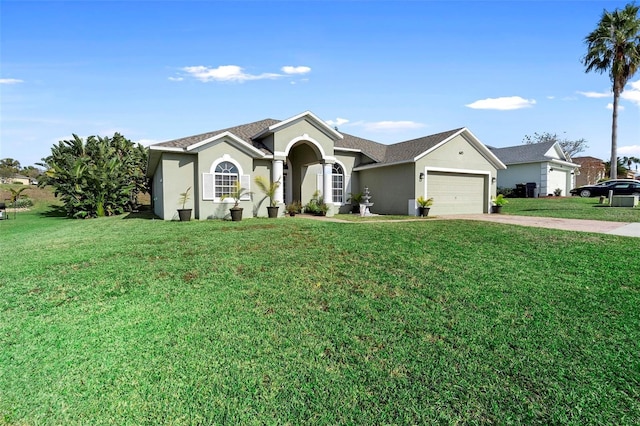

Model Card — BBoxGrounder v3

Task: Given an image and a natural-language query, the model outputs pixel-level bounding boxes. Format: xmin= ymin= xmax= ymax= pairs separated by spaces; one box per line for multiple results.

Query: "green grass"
xmin=503 ymin=196 xmax=640 ymax=222
xmin=1 ymin=207 xmax=639 ymax=425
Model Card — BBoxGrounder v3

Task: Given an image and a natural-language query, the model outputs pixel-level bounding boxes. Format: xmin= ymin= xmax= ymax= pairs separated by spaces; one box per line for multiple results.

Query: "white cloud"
xmin=621 ymin=79 xmax=640 ymax=105
xmin=606 ymin=103 xmax=625 ymax=111
xmin=0 ymin=78 xmax=24 ymax=84
xmin=182 ymin=65 xmax=281 ymax=83
xmin=281 ymin=66 xmax=311 ymax=75
xmin=180 ymin=64 xmax=311 ymax=83
xmin=577 ymin=90 xmax=610 ymax=98
xmin=465 ymin=96 xmax=536 ymax=110
xmin=325 ymin=117 xmax=349 ymax=128
xmin=619 ymin=145 xmax=640 ymax=157
xmin=547 ymin=95 xmax=555 ymax=100
xmin=362 ymin=120 xmax=426 ymax=131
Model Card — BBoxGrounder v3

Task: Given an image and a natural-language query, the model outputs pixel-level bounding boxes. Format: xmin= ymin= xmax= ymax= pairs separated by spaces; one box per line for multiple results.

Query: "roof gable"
xmin=489 ymin=141 xmax=562 ymax=165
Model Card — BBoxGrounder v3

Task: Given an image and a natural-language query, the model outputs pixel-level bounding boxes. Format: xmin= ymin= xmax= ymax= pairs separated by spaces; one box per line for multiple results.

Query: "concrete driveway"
xmin=440 ymin=214 xmax=640 ymax=238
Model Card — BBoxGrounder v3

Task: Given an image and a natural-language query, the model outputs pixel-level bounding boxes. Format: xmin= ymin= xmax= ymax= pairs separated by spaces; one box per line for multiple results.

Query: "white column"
xmin=323 ymin=162 xmax=333 ymax=204
xmin=273 ymin=159 xmax=284 ymax=204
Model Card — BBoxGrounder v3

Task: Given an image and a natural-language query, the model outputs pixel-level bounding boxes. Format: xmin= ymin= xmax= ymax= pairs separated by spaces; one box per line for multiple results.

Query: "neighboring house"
xmin=572 ymin=156 xmax=606 ymax=187
xmin=5 ymin=174 xmax=30 ymax=185
xmin=489 ymin=141 xmax=580 ymax=197
xmin=147 ymin=111 xmax=506 ymax=220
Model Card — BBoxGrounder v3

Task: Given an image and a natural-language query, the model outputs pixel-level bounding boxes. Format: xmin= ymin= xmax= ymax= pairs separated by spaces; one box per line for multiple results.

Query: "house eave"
xmin=353 ymin=159 xmax=412 ymax=171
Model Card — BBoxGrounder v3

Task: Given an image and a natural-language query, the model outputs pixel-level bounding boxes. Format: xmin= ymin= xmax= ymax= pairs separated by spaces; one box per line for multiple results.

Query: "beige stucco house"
xmin=147 ymin=111 xmax=506 ymax=220
xmin=489 ymin=141 xmax=580 ymax=197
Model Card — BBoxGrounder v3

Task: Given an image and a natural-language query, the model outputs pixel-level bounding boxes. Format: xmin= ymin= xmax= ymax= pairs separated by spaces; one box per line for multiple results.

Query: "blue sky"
xmin=1 ymin=0 xmax=639 ymax=168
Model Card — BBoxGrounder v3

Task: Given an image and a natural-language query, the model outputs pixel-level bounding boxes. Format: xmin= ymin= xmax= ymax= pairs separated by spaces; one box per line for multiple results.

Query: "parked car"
xmin=570 ymin=179 xmax=640 ymax=197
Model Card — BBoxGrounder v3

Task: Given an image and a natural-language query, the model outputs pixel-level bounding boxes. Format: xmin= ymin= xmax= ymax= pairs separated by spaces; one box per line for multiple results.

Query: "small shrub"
xmin=10 ymin=197 xmax=33 ymax=208
xmin=497 ymin=187 xmax=515 ymax=198
xmin=554 ymin=188 xmax=563 ymax=196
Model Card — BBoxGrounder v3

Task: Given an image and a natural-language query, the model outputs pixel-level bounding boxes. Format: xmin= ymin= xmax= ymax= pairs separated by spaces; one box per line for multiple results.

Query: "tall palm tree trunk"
xmin=610 ymin=90 xmax=619 ymax=179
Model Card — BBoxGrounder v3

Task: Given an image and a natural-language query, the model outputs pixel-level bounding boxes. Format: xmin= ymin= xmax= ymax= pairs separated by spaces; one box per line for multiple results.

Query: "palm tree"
xmin=582 ymin=3 xmax=640 ymax=179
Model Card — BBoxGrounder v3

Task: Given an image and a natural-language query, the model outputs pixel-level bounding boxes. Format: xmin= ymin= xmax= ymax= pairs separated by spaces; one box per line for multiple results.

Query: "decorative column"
xmin=273 ymin=159 xmax=284 ymax=204
xmin=323 ymin=162 xmax=333 ymax=204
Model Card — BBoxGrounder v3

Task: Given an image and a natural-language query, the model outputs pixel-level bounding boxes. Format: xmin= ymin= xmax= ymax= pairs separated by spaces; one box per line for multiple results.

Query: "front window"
xmin=332 ymin=163 xmax=344 ymax=203
xmin=215 ymin=161 xmax=239 ymax=198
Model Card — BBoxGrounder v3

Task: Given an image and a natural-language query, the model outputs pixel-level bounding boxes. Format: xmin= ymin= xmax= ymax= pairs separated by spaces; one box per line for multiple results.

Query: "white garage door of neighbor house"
xmin=427 ymin=172 xmax=486 ymax=214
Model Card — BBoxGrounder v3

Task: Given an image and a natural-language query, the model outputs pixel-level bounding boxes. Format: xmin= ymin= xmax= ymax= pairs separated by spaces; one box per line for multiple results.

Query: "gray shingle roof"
xmin=153 ymin=118 xmax=280 ymax=154
xmin=151 ymin=117 xmax=466 ymax=165
xmin=489 ymin=141 xmax=560 ymax=164
xmin=384 ymin=128 xmax=463 ymax=163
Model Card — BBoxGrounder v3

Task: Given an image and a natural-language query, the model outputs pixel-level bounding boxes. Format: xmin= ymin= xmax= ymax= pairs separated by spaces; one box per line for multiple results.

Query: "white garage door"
xmin=427 ymin=172 xmax=486 ymax=214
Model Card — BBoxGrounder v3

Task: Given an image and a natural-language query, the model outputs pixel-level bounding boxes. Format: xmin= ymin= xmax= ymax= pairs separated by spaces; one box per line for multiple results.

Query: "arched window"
xmin=332 ymin=163 xmax=344 ymax=203
xmin=215 ymin=161 xmax=239 ymax=198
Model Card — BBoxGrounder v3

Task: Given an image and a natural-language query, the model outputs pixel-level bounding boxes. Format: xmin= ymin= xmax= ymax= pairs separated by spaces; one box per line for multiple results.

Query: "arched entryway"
xmin=282 ymin=138 xmax=329 ymax=207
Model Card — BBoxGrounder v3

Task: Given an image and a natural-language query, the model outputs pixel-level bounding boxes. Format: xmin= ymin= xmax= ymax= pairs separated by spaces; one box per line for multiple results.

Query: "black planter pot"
xmin=491 ymin=205 xmax=503 ymax=214
xmin=418 ymin=207 xmax=430 ymax=217
xmin=230 ymin=207 xmax=243 ymax=221
xmin=267 ymin=206 xmax=279 ymax=218
xmin=352 ymin=205 xmax=360 ymax=214
xmin=178 ymin=209 xmax=192 ymax=222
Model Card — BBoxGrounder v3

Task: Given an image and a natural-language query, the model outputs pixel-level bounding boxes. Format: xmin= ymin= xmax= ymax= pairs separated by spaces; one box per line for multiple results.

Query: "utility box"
xmin=611 ymin=195 xmax=639 ymax=207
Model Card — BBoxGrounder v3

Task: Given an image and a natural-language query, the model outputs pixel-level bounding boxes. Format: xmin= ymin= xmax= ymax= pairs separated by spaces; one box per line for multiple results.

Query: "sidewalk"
xmin=299 ymin=213 xmax=640 ymax=238
xmin=438 ymin=214 xmax=640 ymax=238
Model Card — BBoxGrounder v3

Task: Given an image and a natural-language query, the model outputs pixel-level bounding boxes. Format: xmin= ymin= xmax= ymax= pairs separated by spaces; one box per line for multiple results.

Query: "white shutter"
xmin=203 ymin=173 xmax=214 ymax=200
xmin=240 ymin=174 xmax=251 ymax=200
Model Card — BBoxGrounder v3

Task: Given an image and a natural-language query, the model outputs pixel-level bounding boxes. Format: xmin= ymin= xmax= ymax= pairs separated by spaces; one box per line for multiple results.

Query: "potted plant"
xmin=491 ymin=194 xmax=508 ymax=213
xmin=304 ymin=190 xmax=328 ymax=216
xmin=416 ymin=195 xmax=433 ymax=217
xmin=222 ymin=181 xmax=251 ymax=221
xmin=177 ymin=187 xmax=192 ymax=222
xmin=285 ymin=201 xmax=302 ymax=217
xmin=255 ymin=175 xmax=281 ymax=218
xmin=347 ymin=192 xmax=363 ymax=214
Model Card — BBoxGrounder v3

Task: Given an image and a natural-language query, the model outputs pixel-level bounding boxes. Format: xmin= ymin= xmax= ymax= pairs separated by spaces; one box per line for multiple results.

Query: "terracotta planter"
xmin=418 ymin=207 xmax=430 ymax=217
xmin=177 ymin=209 xmax=192 ymax=222
xmin=267 ymin=206 xmax=279 ymax=218
xmin=230 ymin=207 xmax=243 ymax=221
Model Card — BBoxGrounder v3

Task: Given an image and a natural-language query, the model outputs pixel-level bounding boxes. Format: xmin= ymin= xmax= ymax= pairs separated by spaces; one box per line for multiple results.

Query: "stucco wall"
xmin=252 ymin=160 xmax=275 ymax=217
xmin=157 ymin=153 xmax=196 ymax=220
xmin=418 ymin=134 xmax=496 ymax=176
xmin=496 ymin=163 xmax=541 ymax=190
xmin=274 ymin=121 xmax=335 ymax=158
xmin=359 ymin=164 xmax=415 ymax=215
xmin=335 ymin=152 xmax=359 ymax=213
xmin=152 ymin=159 xmax=164 ymax=218
xmin=194 ymin=138 xmax=257 ymax=220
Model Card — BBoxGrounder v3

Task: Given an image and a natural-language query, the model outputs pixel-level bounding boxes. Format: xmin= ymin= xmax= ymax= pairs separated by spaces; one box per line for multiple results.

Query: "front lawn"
xmin=503 ymin=196 xmax=640 ymax=221
xmin=1 ymin=210 xmax=639 ymax=424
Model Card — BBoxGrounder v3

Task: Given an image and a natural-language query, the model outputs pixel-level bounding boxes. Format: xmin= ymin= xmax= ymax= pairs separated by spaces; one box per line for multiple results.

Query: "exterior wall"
xmin=496 ymin=163 xmax=541 ymax=190
xmin=547 ymin=165 xmax=573 ymax=196
xmin=416 ymin=134 xmax=497 ymax=214
xmin=359 ymin=164 xmax=415 ymax=215
xmin=252 ymin=160 xmax=275 ymax=217
xmin=152 ymin=161 xmax=164 ymax=218
xmin=273 ymin=120 xmax=335 ymax=159
xmin=195 ymin=138 xmax=256 ymax=220
xmin=497 ymin=162 xmax=575 ymax=196
xmin=335 ymin=152 xmax=360 ymax=213
xmin=574 ymin=158 xmax=605 ymax=186
xmin=156 ymin=153 xmax=196 ymax=220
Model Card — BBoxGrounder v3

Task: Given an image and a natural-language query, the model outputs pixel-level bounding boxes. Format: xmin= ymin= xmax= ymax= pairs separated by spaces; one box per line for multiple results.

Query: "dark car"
xmin=570 ymin=179 xmax=640 ymax=197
